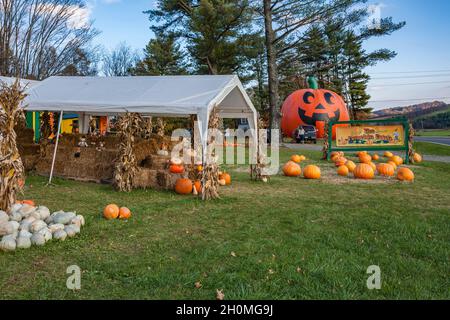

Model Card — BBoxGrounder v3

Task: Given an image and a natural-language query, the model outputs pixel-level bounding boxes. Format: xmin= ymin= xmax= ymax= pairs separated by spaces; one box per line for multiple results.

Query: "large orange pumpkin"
xmin=119 ymin=207 xmax=132 ymax=219
xmin=281 ymin=77 xmax=350 ymax=139
xmin=337 ymin=165 xmax=349 ymax=176
xmin=282 ymin=161 xmax=301 ymax=177
xmin=354 ymin=163 xmax=374 ymax=180
xmin=397 ymin=167 xmax=414 ymax=181
xmin=104 ymin=204 xmax=120 ymax=220
xmin=303 ymin=165 xmax=321 ymax=179
xmin=175 ymin=178 xmax=193 ymax=194
xmin=389 ymin=155 xmax=403 ymax=166
xmin=169 ymin=164 xmax=184 ymax=174
xmin=219 ymin=173 xmax=231 ymax=185
xmin=377 ymin=163 xmax=395 ymax=177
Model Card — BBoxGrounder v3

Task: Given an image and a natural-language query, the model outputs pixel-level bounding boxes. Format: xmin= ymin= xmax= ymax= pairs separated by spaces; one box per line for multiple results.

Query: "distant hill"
xmin=371 ymin=101 xmax=449 ymax=120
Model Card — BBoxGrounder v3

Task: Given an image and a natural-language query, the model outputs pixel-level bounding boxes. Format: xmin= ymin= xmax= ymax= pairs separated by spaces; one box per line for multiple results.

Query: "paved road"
xmin=414 ymin=136 xmax=450 ymax=146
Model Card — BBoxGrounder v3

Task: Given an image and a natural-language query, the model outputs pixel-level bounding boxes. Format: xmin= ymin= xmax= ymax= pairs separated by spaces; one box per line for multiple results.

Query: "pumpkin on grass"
xmin=390 ymin=155 xmax=403 ymax=166
xmin=175 ymin=178 xmax=193 ymax=194
xmin=377 ymin=163 xmax=395 ymax=177
xmin=387 ymin=161 xmax=397 ymax=170
xmin=397 ymin=167 xmax=414 ymax=181
xmin=384 ymin=151 xmax=394 ymax=158
xmin=119 ymin=207 xmax=132 ymax=219
xmin=345 ymin=161 xmax=356 ymax=173
xmin=359 ymin=153 xmax=372 ymax=164
xmin=334 ymin=157 xmax=347 ymax=167
xmin=22 ymin=200 xmax=35 ymax=206
xmin=372 ymin=154 xmax=380 ymax=161
xmin=283 ymin=161 xmax=301 ymax=177
xmin=291 ymin=155 xmax=302 ymax=163
xmin=303 ymin=165 xmax=321 ymax=179
xmin=368 ymin=162 xmax=377 ymax=172
xmin=104 ymin=204 xmax=120 ymax=220
xmin=337 ymin=165 xmax=349 ymax=176
xmin=412 ymin=153 xmax=422 ymax=163
xmin=193 ymin=180 xmax=202 ymax=193
xmin=169 ymin=164 xmax=184 ymax=174
xmin=219 ymin=172 xmax=231 ymax=185
xmin=354 ymin=163 xmax=374 ymax=180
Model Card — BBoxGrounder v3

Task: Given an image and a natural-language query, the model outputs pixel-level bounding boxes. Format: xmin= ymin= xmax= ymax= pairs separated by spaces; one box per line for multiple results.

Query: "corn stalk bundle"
xmin=89 ymin=116 xmax=97 ymax=135
xmin=142 ymin=116 xmax=153 ymax=139
xmin=322 ymin=120 xmax=330 ymax=160
xmin=39 ymin=111 xmax=52 ymax=157
xmin=155 ymin=117 xmax=166 ymax=137
xmin=113 ymin=113 xmax=142 ymax=192
xmin=251 ymin=118 xmax=269 ymax=182
xmin=0 ymin=81 xmax=26 ymax=212
xmin=201 ymin=108 xmax=220 ymax=200
xmin=408 ymin=122 xmax=416 ymax=161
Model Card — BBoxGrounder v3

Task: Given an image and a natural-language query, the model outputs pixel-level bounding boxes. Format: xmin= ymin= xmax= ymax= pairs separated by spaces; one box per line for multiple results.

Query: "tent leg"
xmin=48 ymin=111 xmax=63 ymax=185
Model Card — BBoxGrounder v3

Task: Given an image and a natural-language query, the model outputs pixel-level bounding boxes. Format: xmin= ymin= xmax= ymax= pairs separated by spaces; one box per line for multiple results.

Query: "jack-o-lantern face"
xmin=281 ymin=88 xmax=350 ymax=139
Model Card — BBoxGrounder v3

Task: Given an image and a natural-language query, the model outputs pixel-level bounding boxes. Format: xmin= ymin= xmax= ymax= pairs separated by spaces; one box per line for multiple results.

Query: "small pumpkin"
xmin=169 ymin=164 xmax=184 ymax=174
xmin=193 ymin=180 xmax=202 ymax=193
xmin=334 ymin=157 xmax=347 ymax=167
xmin=345 ymin=160 xmax=356 ymax=173
xmin=337 ymin=165 xmax=349 ymax=176
xmin=356 ymin=151 xmax=367 ymax=157
xmin=354 ymin=163 xmax=374 ymax=180
xmin=218 ymin=179 xmax=226 ymax=186
xmin=22 ymin=200 xmax=35 ymax=206
xmin=389 ymin=155 xmax=403 ymax=166
xmin=291 ymin=154 xmax=302 ymax=163
xmin=384 ymin=151 xmax=394 ymax=158
xmin=282 ymin=161 xmax=302 ymax=177
xmin=372 ymin=154 xmax=380 ymax=161
xmin=359 ymin=153 xmax=372 ymax=164
xmin=170 ymin=157 xmax=183 ymax=165
xmin=219 ymin=172 xmax=231 ymax=185
xmin=103 ymin=204 xmax=120 ymax=220
xmin=387 ymin=160 xmax=397 ymax=170
xmin=397 ymin=167 xmax=414 ymax=182
xmin=377 ymin=163 xmax=395 ymax=177
xmin=119 ymin=207 xmax=132 ymax=219
xmin=303 ymin=165 xmax=321 ymax=179
xmin=412 ymin=153 xmax=422 ymax=163
xmin=368 ymin=162 xmax=377 ymax=172
xmin=175 ymin=178 xmax=193 ymax=194
xmin=299 ymin=155 xmax=306 ymax=161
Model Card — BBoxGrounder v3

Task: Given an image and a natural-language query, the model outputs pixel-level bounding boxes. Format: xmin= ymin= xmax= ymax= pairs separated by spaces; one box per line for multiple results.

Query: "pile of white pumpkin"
xmin=0 ymin=203 xmax=85 ymax=252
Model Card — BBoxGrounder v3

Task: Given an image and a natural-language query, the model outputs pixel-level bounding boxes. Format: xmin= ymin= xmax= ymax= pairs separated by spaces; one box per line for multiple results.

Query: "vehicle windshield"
xmin=304 ymin=126 xmax=316 ymax=132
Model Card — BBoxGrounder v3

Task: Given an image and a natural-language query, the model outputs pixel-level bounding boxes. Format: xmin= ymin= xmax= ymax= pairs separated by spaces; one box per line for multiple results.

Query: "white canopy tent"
xmin=0 ymin=76 xmax=39 ymax=88
xmin=22 ymin=75 xmax=259 ymax=183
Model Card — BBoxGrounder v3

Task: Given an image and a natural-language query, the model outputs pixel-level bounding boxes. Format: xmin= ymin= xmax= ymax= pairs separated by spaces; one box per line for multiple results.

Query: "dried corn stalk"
xmin=89 ymin=116 xmax=97 ymax=135
xmin=201 ymin=108 xmax=220 ymax=200
xmin=142 ymin=116 xmax=153 ymax=139
xmin=322 ymin=120 xmax=330 ymax=160
xmin=39 ymin=111 xmax=52 ymax=157
xmin=408 ymin=122 xmax=416 ymax=162
xmin=155 ymin=117 xmax=166 ymax=137
xmin=251 ymin=117 xmax=269 ymax=182
xmin=113 ymin=113 xmax=142 ymax=192
xmin=0 ymin=80 xmax=25 ymax=212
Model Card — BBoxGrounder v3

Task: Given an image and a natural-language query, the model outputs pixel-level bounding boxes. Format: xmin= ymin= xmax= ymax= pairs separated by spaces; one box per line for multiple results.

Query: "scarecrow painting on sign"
xmin=281 ymin=77 xmax=350 ymax=139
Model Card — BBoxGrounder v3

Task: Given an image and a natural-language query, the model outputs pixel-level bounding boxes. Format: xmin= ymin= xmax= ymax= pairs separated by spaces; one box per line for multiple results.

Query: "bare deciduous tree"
xmin=0 ymin=0 xmax=99 ymax=79
xmin=102 ymin=42 xmax=139 ymax=77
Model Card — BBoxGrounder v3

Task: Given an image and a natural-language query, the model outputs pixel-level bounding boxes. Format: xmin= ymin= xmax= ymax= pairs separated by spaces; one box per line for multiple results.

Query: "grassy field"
xmin=414 ymin=142 xmax=450 ymax=156
xmin=416 ymin=129 xmax=450 ymax=137
xmin=0 ymin=148 xmax=449 ymax=300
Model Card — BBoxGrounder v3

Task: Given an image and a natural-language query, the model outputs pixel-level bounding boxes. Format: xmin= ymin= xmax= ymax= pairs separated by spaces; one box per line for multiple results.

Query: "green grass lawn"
xmin=415 ymin=129 xmax=450 ymax=137
xmin=414 ymin=142 xmax=450 ymax=156
xmin=0 ymin=148 xmax=449 ymax=299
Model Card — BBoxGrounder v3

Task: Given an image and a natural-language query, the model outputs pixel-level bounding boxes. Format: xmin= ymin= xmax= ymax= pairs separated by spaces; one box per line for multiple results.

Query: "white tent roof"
xmin=0 ymin=76 xmax=39 ymax=88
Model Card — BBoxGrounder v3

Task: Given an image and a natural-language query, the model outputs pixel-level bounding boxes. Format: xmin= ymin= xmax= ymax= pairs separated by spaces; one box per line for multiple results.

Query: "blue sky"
xmin=89 ymin=0 xmax=450 ymax=110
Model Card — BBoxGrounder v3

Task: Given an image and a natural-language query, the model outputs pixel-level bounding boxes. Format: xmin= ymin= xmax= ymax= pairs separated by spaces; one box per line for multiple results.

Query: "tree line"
xmin=0 ymin=0 xmax=405 ymax=129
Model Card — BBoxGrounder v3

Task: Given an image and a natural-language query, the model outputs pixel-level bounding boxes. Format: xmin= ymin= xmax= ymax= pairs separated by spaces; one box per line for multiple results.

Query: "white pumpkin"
xmin=30 ymin=220 xmax=47 ymax=233
xmin=30 ymin=233 xmax=46 ymax=246
xmin=48 ymin=224 xmax=65 ymax=234
xmin=0 ymin=222 xmax=14 ymax=236
xmin=53 ymin=230 xmax=67 ymax=241
xmin=10 ymin=211 xmax=22 ymax=222
xmin=16 ymin=236 xmax=31 ymax=249
xmin=19 ymin=230 xmax=32 ymax=238
xmin=35 ymin=206 xmax=51 ymax=220
xmin=64 ymin=225 xmax=78 ymax=237
xmin=18 ymin=204 xmax=35 ymax=218
xmin=0 ymin=236 xmax=16 ymax=252
xmin=0 ymin=211 xmax=9 ymax=224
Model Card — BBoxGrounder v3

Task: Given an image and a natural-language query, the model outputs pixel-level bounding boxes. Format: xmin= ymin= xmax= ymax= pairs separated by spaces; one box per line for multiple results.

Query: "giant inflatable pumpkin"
xmin=281 ymin=77 xmax=350 ymax=139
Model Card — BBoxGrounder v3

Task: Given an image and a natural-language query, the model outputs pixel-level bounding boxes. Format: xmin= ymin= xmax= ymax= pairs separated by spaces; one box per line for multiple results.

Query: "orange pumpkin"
xmin=387 ymin=160 xmax=397 ymax=170
xmin=372 ymin=154 xmax=380 ymax=161
xmin=345 ymin=161 xmax=356 ymax=173
xmin=359 ymin=153 xmax=372 ymax=164
xmin=337 ymin=165 xmax=349 ymax=176
xmin=368 ymin=162 xmax=377 ymax=172
xmin=283 ymin=161 xmax=302 ymax=177
xmin=334 ymin=157 xmax=347 ymax=167
xmin=175 ymin=178 xmax=193 ymax=194
xmin=354 ymin=163 xmax=374 ymax=180
xmin=397 ymin=167 xmax=414 ymax=182
xmin=169 ymin=164 xmax=184 ymax=174
xmin=219 ymin=173 xmax=231 ymax=185
xmin=22 ymin=200 xmax=35 ymax=206
xmin=299 ymin=155 xmax=306 ymax=162
xmin=119 ymin=207 xmax=132 ymax=219
xmin=384 ymin=151 xmax=394 ymax=158
xmin=193 ymin=180 xmax=202 ymax=193
xmin=104 ymin=204 xmax=120 ymax=220
xmin=412 ymin=153 xmax=422 ymax=163
xmin=389 ymin=155 xmax=403 ymax=166
xmin=356 ymin=151 xmax=367 ymax=157
xmin=377 ymin=163 xmax=395 ymax=177
xmin=281 ymin=79 xmax=350 ymax=139
xmin=291 ymin=154 xmax=302 ymax=163
xmin=303 ymin=165 xmax=321 ymax=179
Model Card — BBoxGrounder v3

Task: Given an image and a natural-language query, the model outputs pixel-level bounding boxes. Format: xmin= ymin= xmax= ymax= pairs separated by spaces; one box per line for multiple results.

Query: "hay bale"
xmin=157 ymin=170 xmax=185 ymax=190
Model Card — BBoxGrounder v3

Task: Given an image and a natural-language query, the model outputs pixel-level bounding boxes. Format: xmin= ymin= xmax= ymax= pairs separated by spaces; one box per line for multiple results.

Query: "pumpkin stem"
xmin=307 ymin=76 xmax=319 ymax=90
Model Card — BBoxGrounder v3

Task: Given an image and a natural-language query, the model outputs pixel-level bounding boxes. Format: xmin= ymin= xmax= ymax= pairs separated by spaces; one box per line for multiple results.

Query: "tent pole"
xmin=48 ymin=111 xmax=64 ymax=185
